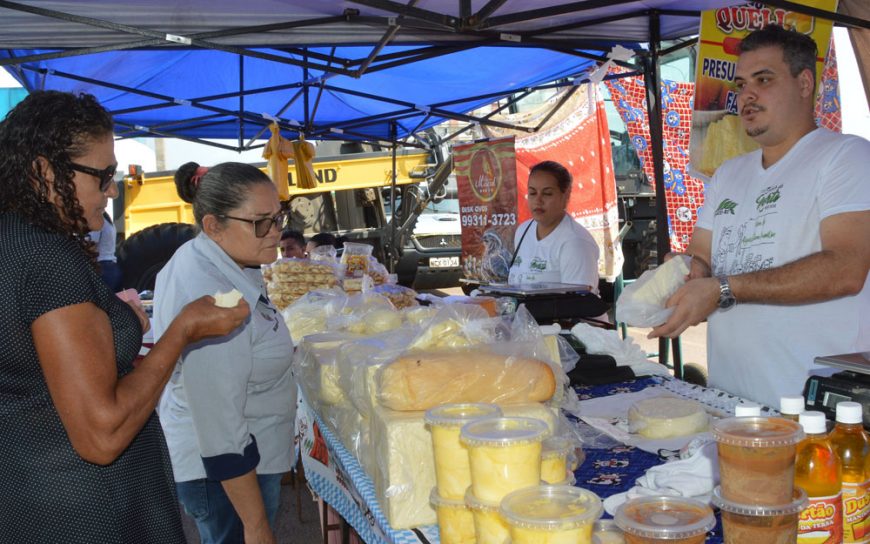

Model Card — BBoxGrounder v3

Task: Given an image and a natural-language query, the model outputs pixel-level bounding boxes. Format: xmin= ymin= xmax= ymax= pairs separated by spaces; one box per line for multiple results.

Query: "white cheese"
xmin=632 ymin=256 xmax=690 ymax=306
xmin=213 ymin=288 xmax=243 ymax=308
xmin=628 ymin=397 xmax=708 ymax=439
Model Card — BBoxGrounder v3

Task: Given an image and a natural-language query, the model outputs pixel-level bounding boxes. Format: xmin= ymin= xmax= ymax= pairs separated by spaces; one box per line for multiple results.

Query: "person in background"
xmin=153 ymin=161 xmax=296 ymax=544
xmin=279 ymin=228 xmax=306 ymax=259
xmin=306 ymin=231 xmax=337 ymax=255
xmin=650 ymin=25 xmax=870 ymax=408
xmin=89 ymin=211 xmax=123 ymax=291
xmin=0 ymin=91 xmax=249 ymax=543
xmin=508 ymin=160 xmax=600 ymax=292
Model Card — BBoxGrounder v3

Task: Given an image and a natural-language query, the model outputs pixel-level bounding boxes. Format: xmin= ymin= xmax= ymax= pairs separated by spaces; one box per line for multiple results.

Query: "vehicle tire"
xmin=680 ymin=363 xmax=708 ymax=387
xmin=117 ymin=222 xmax=197 ymax=292
xmin=635 ymin=221 xmax=659 ymax=275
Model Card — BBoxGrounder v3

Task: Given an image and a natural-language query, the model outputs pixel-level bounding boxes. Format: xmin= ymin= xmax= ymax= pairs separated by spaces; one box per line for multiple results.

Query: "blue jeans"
xmin=176 ymin=473 xmax=283 ymax=544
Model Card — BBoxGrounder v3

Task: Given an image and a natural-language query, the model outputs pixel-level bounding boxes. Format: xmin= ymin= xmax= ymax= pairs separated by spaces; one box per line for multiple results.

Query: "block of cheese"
xmin=295 ymin=333 xmax=360 ymax=406
xmin=213 ymin=289 xmax=243 ymax=308
xmin=631 ymin=255 xmax=690 ymax=306
xmin=370 ymin=406 xmax=437 ymax=529
xmin=377 ymin=350 xmax=556 ymax=411
xmin=367 ymin=402 xmax=556 ymax=531
xmin=628 ymin=396 xmax=709 ymax=439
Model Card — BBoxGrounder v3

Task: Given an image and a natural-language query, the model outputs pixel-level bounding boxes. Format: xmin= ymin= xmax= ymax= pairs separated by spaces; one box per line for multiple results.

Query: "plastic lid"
xmin=500 ymin=485 xmax=603 ymax=531
xmin=460 ymin=417 xmax=549 ymax=448
xmin=734 ymin=403 xmax=762 ymax=417
xmin=424 ymin=403 xmax=502 ymax=427
xmin=614 ymin=496 xmax=715 ymax=539
xmin=780 ymin=395 xmax=805 ymax=415
xmin=836 ymin=401 xmax=863 ymax=424
xmin=430 ymin=488 xmax=469 ymax=510
xmin=464 ymin=487 xmax=499 ymax=513
xmin=712 ymin=416 xmax=804 ymax=447
xmin=711 ymin=485 xmax=808 ymax=516
xmin=541 ymin=436 xmax=572 ymax=459
xmin=799 ymin=411 xmax=827 ymax=434
xmin=592 ymin=519 xmax=625 ymax=544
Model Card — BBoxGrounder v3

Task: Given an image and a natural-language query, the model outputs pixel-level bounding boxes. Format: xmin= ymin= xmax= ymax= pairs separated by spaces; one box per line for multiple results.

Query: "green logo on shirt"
xmin=756 ymin=185 xmax=782 ymax=212
xmin=530 ymin=258 xmax=547 ymax=272
xmin=715 ymin=199 xmax=738 ymax=216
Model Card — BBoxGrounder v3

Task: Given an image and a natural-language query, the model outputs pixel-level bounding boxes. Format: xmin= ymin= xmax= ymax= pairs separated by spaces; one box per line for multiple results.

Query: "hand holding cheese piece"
xmin=377 ymin=349 xmax=557 ymax=411
xmin=213 ymin=288 xmax=243 ymax=308
xmin=615 ymin=254 xmax=691 ymax=327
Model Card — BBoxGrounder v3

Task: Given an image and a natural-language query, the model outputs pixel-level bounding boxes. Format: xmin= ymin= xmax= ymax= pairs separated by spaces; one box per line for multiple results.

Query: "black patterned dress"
xmin=0 ymin=212 xmax=185 ymax=543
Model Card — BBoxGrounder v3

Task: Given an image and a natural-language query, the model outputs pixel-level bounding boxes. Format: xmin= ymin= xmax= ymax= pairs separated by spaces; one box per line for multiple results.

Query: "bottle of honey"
xmin=795 ymin=411 xmax=843 ymax=543
xmin=829 ymin=402 xmax=870 ymax=543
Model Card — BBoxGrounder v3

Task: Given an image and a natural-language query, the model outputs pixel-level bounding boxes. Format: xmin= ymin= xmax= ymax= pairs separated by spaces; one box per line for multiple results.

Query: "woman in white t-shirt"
xmin=508 ymin=161 xmax=600 ymax=292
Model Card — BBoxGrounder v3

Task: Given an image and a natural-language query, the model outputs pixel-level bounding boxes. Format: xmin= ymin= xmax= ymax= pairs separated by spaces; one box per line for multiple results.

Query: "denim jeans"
xmin=176 ymin=473 xmax=283 ymax=544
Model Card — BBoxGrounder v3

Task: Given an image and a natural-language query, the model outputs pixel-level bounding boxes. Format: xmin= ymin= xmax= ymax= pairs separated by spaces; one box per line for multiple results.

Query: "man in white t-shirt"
xmin=649 ymin=25 xmax=870 ymax=407
xmin=508 ymin=161 xmax=600 ymax=292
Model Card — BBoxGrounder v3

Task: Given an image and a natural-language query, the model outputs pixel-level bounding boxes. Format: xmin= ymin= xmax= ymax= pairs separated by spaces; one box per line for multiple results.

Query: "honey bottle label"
xmin=798 ymin=492 xmax=844 ymax=544
xmin=843 ymin=480 xmax=870 ymax=543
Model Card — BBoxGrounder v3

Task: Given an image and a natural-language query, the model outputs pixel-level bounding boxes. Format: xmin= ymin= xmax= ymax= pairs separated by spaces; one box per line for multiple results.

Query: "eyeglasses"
xmin=220 ymin=210 xmax=289 ymax=238
xmin=71 ymin=162 xmax=118 ymax=192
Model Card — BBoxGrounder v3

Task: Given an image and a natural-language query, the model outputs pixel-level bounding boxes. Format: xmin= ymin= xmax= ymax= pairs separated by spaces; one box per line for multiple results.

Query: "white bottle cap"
xmin=780 ymin=395 xmax=805 ymax=415
xmin=735 ymin=403 xmax=762 ymax=417
xmin=835 ymin=401 xmax=863 ymax=424
xmin=799 ymin=411 xmax=827 ymax=435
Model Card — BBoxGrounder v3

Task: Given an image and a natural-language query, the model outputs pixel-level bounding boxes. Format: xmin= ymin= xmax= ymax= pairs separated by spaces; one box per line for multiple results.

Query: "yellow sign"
xmin=689 ymin=0 xmax=838 ymax=178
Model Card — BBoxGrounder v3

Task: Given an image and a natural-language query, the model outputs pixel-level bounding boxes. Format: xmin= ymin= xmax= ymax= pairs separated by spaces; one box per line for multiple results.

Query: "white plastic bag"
xmin=615 ymin=255 xmax=691 ymax=327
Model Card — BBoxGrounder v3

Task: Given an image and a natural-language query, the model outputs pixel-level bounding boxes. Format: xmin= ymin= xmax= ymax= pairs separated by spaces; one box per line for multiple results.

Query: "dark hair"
xmin=529 ymin=161 xmax=572 ymax=193
xmin=280 ymin=228 xmax=305 ymax=246
xmin=309 ymin=232 xmax=337 ymax=248
xmin=0 ymin=91 xmax=114 ymax=257
xmin=174 ymin=161 xmax=273 ymax=228
xmin=739 ymin=24 xmax=817 ymax=81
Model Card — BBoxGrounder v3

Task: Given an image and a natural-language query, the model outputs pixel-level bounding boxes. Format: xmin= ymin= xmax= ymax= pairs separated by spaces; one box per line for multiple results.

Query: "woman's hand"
xmin=175 ymin=295 xmax=250 ymax=344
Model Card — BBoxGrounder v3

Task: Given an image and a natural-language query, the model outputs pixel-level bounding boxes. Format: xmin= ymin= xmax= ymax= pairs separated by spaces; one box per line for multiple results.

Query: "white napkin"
xmin=570 ymin=323 xmax=670 ymax=377
xmin=603 ymin=437 xmax=719 ymax=515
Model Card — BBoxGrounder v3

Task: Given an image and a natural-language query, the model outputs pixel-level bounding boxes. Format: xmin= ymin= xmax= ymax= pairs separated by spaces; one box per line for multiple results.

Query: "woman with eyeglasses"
xmin=152 ymin=161 xmax=295 ymax=544
xmin=0 ymin=92 xmax=250 ymax=543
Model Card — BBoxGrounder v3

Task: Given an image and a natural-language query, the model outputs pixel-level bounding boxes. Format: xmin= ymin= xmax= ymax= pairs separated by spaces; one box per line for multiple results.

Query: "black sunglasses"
xmin=70 ymin=162 xmax=118 ymax=192
xmin=220 ymin=210 xmax=289 ymax=238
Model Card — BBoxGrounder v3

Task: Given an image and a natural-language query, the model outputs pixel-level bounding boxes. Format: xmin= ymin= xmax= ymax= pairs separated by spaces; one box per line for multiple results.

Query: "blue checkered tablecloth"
xmin=301 ymin=376 xmax=726 ymax=543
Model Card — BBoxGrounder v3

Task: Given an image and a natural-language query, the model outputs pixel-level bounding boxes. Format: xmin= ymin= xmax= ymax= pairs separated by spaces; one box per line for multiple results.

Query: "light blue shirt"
xmin=153 ymin=232 xmax=295 ymax=482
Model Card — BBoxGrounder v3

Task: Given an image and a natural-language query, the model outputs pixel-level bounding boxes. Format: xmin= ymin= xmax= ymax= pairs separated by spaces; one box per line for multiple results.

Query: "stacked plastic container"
xmin=710 ymin=415 xmax=808 ymax=543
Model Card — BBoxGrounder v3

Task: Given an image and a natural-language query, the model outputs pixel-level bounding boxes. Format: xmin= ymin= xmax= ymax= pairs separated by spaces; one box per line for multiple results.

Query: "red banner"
xmin=455 ymin=137 xmax=519 ymax=283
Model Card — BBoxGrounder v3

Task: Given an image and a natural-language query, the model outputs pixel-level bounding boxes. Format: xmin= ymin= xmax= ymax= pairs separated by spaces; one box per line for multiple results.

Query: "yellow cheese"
xmin=370 ymin=406 xmax=437 ymax=529
xmin=541 ymin=456 xmax=568 ymax=485
xmin=466 ymin=489 xmax=511 ymax=544
xmin=511 ymin=524 xmax=594 ymax=544
xmin=501 ymin=403 xmax=558 ymax=435
xmin=468 ymin=442 xmax=543 ymax=503
xmin=627 ymin=397 xmax=708 ymax=439
xmin=430 ymin=492 xmax=476 ymax=544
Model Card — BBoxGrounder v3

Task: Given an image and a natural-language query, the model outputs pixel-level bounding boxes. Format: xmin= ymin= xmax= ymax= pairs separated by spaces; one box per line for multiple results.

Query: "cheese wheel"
xmin=377 ymin=350 xmax=556 ymax=411
xmin=628 ymin=397 xmax=708 ymax=439
xmin=213 ymin=289 xmax=243 ymax=308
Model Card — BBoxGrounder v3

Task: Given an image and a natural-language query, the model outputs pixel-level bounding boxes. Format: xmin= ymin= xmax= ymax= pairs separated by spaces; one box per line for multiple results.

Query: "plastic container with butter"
xmin=460 ymin=416 xmax=549 ymax=503
xmin=711 ymin=485 xmax=807 ymax=544
xmin=500 ymin=485 xmax=603 ymax=544
xmin=541 ymin=436 xmax=573 ymax=484
xmin=614 ymin=495 xmax=715 ymax=544
xmin=430 ymin=488 xmax=476 ymax=544
xmin=464 ymin=487 xmax=510 ymax=544
xmin=425 ymin=403 xmax=502 ymax=500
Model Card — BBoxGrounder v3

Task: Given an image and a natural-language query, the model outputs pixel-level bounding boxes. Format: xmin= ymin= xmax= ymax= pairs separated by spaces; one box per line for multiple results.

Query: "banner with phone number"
xmin=689 ymin=0 xmax=839 ymax=179
xmin=456 ymin=137 xmax=519 ymax=283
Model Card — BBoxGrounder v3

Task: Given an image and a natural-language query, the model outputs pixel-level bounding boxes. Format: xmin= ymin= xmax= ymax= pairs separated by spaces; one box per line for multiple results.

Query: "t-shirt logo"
xmin=715 ymin=198 xmax=738 ymax=216
xmin=756 ymin=185 xmax=782 ymax=212
xmin=530 ymin=258 xmax=547 ymax=271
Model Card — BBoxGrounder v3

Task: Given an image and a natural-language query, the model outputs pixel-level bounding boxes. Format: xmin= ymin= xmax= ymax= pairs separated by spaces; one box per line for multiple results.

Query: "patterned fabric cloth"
xmin=0 ymin=212 xmax=185 ymax=543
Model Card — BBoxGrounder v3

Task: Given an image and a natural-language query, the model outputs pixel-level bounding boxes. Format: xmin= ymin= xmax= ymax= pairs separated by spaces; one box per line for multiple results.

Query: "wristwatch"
xmin=717 ymin=276 xmax=737 ymax=309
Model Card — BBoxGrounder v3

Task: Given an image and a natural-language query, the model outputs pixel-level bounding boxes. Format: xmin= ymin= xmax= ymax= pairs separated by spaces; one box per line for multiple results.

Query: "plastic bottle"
xmin=829 ymin=402 xmax=870 ymax=543
xmin=780 ymin=395 xmax=805 ymax=422
xmin=795 ymin=411 xmax=843 ymax=543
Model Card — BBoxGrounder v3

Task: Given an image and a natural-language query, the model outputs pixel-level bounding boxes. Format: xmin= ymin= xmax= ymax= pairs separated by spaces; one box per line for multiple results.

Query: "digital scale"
xmin=477 ymin=282 xmax=609 ymax=325
xmin=804 ymin=352 xmax=870 ymax=430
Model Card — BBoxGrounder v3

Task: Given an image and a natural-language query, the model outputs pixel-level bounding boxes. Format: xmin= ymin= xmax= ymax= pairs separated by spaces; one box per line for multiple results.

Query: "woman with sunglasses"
xmin=0 ymin=92 xmax=250 ymax=543
xmin=152 ymin=161 xmax=295 ymax=544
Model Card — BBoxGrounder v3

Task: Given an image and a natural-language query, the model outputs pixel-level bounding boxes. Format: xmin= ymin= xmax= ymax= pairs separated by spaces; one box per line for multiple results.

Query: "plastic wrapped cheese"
xmin=615 ymin=255 xmax=691 ymax=327
xmin=430 ymin=489 xmax=476 ymax=544
xmin=370 ymin=406 xmax=437 ymax=529
xmin=628 ymin=397 xmax=709 ymax=439
xmin=293 ymin=332 xmax=360 ymax=407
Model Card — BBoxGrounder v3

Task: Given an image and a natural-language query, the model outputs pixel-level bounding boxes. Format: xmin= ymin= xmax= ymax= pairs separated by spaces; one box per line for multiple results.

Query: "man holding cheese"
xmin=649 ymin=25 xmax=870 ymax=407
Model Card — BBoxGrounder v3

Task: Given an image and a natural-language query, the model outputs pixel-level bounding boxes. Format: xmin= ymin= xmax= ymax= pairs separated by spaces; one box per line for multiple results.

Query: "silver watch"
xmin=717 ymin=276 xmax=736 ymax=309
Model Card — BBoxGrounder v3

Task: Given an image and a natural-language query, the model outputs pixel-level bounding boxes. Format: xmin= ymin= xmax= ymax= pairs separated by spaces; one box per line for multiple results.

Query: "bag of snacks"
xmin=340 ymin=242 xmax=374 ymax=277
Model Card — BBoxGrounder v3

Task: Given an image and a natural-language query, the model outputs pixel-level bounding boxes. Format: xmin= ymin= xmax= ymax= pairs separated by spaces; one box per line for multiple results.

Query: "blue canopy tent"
xmin=2 ymin=0 xmax=867 ymax=374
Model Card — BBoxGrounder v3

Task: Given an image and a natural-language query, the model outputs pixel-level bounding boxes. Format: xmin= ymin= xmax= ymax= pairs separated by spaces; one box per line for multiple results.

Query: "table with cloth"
xmin=297 ymin=374 xmax=771 ymax=544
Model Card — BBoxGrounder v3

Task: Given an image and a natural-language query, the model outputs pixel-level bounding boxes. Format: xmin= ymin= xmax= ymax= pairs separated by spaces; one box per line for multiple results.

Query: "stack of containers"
xmin=710 ymin=415 xmax=808 ymax=543
xmin=425 ymin=403 xmax=502 ymax=544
